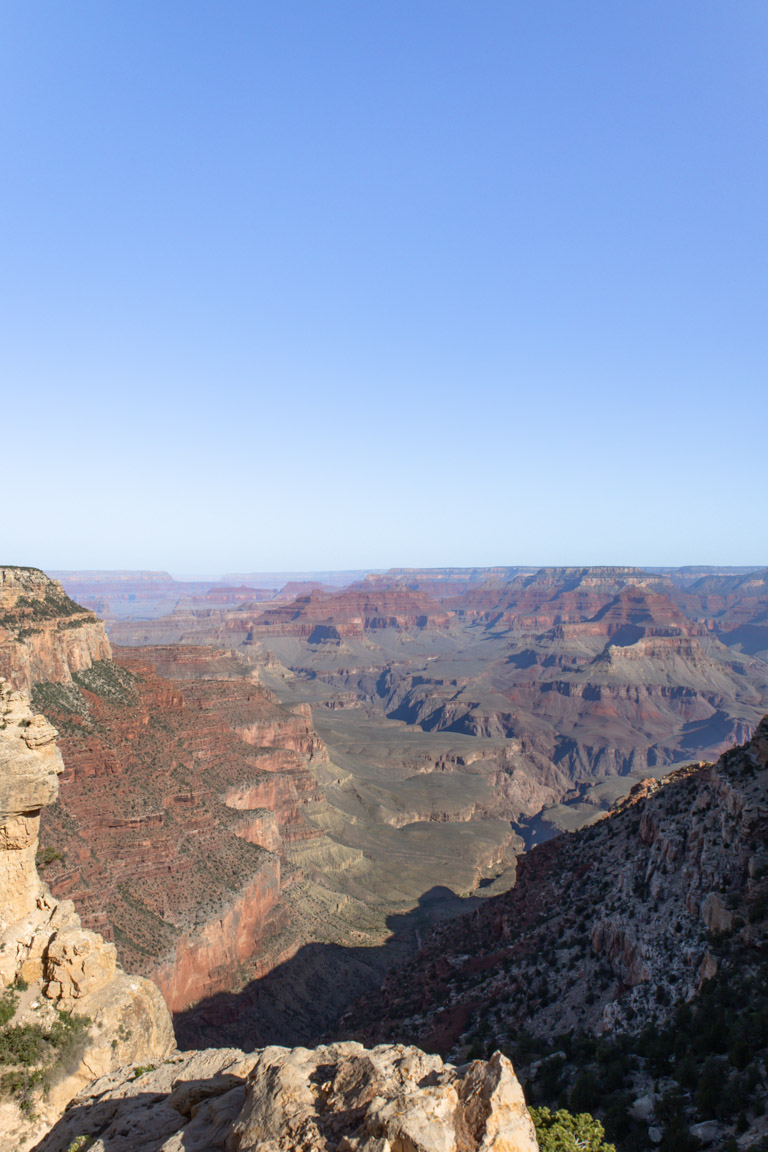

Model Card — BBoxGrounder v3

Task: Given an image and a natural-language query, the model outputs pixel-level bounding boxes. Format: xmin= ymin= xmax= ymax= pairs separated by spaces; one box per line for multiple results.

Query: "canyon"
xmin=341 ymin=717 xmax=768 ymax=1149
xmin=2 ymin=568 xmax=523 ymax=1051
xmin=18 ymin=562 xmax=768 ymax=1045
xmin=3 ymin=561 xmax=768 ymax=1149
xmin=104 ymin=564 xmax=768 ymax=832
xmin=0 ymin=675 xmax=539 ymax=1151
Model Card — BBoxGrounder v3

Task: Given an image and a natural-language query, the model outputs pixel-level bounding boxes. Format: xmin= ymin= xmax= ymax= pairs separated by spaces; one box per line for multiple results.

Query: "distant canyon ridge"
xmin=2 ymin=561 xmax=766 ymax=1047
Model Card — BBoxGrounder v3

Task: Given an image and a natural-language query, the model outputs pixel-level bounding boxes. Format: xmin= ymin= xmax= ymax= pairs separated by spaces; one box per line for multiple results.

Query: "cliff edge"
xmin=0 ymin=567 xmax=111 ymax=695
xmin=0 ymin=678 xmax=175 ymax=1150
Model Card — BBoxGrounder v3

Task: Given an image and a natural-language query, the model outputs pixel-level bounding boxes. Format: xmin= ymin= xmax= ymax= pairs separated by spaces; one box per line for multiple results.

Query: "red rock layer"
xmin=37 ymin=647 xmax=328 ymax=1012
xmin=252 ymin=588 xmax=454 ymax=638
xmin=443 ymin=567 xmax=676 ymax=628
xmin=0 ymin=566 xmax=111 ymax=693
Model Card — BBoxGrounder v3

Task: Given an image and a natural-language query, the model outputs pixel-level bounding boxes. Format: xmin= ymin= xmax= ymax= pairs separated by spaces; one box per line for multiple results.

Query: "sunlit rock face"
xmin=0 ymin=679 xmax=175 ymax=1152
xmin=0 ymin=680 xmax=64 ymax=928
xmin=33 ymin=1042 xmax=540 ymax=1152
xmin=0 ymin=566 xmax=111 ymax=694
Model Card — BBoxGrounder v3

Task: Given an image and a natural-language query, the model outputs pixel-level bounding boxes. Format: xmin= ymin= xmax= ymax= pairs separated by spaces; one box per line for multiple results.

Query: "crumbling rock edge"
xmin=33 ymin=1041 xmax=539 ymax=1152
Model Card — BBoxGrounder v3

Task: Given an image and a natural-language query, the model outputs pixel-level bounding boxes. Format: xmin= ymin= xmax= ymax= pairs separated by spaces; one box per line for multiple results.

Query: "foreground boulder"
xmin=34 ymin=1040 xmax=539 ymax=1152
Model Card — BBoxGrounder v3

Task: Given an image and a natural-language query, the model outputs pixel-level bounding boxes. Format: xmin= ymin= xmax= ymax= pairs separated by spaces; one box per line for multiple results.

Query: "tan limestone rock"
xmin=43 ymin=926 xmax=117 ymax=1003
xmin=22 ymin=713 xmax=59 ymax=749
xmin=229 ymin=1042 xmax=539 ymax=1152
xmin=0 ymin=681 xmax=176 ymax=1150
xmin=0 ymin=681 xmax=63 ymax=929
xmin=40 ymin=970 xmax=176 ymax=1125
xmin=33 ymin=1043 xmax=539 ymax=1152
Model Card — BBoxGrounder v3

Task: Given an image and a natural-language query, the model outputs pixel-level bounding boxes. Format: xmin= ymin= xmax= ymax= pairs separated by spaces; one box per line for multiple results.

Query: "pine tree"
xmin=529 ymin=1106 xmax=616 ymax=1152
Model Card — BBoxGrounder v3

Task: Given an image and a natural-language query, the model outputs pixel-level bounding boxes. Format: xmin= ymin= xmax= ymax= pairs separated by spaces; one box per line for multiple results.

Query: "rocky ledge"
xmin=33 ymin=1040 xmax=538 ymax=1152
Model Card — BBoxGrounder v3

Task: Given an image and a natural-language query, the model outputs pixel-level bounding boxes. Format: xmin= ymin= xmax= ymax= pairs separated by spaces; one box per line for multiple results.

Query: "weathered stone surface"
xmin=0 ymin=681 xmax=63 ymax=927
xmin=33 ymin=1043 xmax=539 ymax=1152
xmin=0 ymin=682 xmax=176 ymax=1151
xmin=0 ymin=682 xmax=63 ymax=820
xmin=43 ymin=926 xmax=117 ymax=1003
xmin=230 ymin=1042 xmax=538 ymax=1152
xmin=0 ymin=566 xmax=111 ymax=694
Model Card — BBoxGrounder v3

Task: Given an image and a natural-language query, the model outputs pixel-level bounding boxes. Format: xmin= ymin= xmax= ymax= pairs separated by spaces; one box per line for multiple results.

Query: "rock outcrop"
xmin=34 ymin=1041 xmax=539 ymax=1152
xmin=0 ymin=679 xmax=175 ymax=1150
xmin=0 ymin=567 xmax=111 ymax=694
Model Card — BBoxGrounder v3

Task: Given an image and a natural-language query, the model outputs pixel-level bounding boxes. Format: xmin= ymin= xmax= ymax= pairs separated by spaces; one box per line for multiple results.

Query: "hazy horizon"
xmin=40 ymin=561 xmax=767 ymax=584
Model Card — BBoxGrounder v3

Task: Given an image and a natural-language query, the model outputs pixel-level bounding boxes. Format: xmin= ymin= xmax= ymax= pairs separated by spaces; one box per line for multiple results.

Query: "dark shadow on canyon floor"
xmin=173 ymin=885 xmax=482 ymax=1052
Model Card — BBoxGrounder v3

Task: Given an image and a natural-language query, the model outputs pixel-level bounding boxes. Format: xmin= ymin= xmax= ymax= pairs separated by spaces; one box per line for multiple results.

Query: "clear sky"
xmin=2 ymin=2 xmax=766 ymax=573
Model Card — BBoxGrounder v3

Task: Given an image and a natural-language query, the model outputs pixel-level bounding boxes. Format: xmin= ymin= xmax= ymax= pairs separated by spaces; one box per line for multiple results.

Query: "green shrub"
xmin=0 ymin=1022 xmax=49 ymax=1066
xmin=0 ymin=1008 xmax=91 ymax=1112
xmin=0 ymin=991 xmax=18 ymax=1029
xmin=530 ymin=1106 xmax=616 ymax=1151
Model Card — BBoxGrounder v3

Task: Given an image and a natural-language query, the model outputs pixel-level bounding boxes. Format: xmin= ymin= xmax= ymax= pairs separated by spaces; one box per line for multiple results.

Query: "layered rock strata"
xmin=35 ymin=648 xmax=329 ymax=1013
xmin=1 ymin=679 xmax=539 ymax=1152
xmin=0 ymin=679 xmax=175 ymax=1149
xmin=251 ymin=587 xmax=455 ymax=638
xmin=0 ymin=567 xmax=111 ymax=694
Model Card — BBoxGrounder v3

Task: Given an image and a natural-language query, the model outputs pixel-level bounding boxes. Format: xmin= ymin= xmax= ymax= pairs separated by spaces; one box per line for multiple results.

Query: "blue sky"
xmin=2 ymin=2 xmax=766 ymax=573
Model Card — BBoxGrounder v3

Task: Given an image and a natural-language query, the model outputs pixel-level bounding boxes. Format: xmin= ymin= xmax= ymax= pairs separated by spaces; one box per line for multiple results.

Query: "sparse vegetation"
xmin=0 ymin=1005 xmax=91 ymax=1114
xmin=36 ymin=844 xmax=65 ymax=870
xmin=129 ymin=1063 xmax=156 ymax=1080
xmin=531 ymin=1106 xmax=616 ymax=1151
xmin=66 ymin=1138 xmax=91 ymax=1152
xmin=31 ymin=680 xmax=91 ymax=724
xmin=72 ymin=660 xmax=137 ymax=703
xmin=0 ymin=585 xmax=93 ymax=635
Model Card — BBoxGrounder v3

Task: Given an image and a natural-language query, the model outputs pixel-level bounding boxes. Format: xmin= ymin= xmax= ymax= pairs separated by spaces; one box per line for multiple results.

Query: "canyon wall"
xmin=343 ymin=718 xmax=768 ymax=1149
xmin=0 ymin=679 xmax=175 ymax=1150
xmin=0 ymin=567 xmax=111 ymax=694
xmin=34 ymin=648 xmax=330 ymax=1013
xmin=0 ymin=569 xmax=340 ymax=1015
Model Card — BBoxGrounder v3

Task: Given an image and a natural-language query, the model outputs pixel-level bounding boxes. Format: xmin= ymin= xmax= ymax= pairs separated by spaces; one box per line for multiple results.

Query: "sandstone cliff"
xmin=0 ymin=567 xmax=111 ymax=695
xmin=0 ymin=679 xmax=175 ymax=1150
xmin=34 ymin=647 xmax=330 ymax=1014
